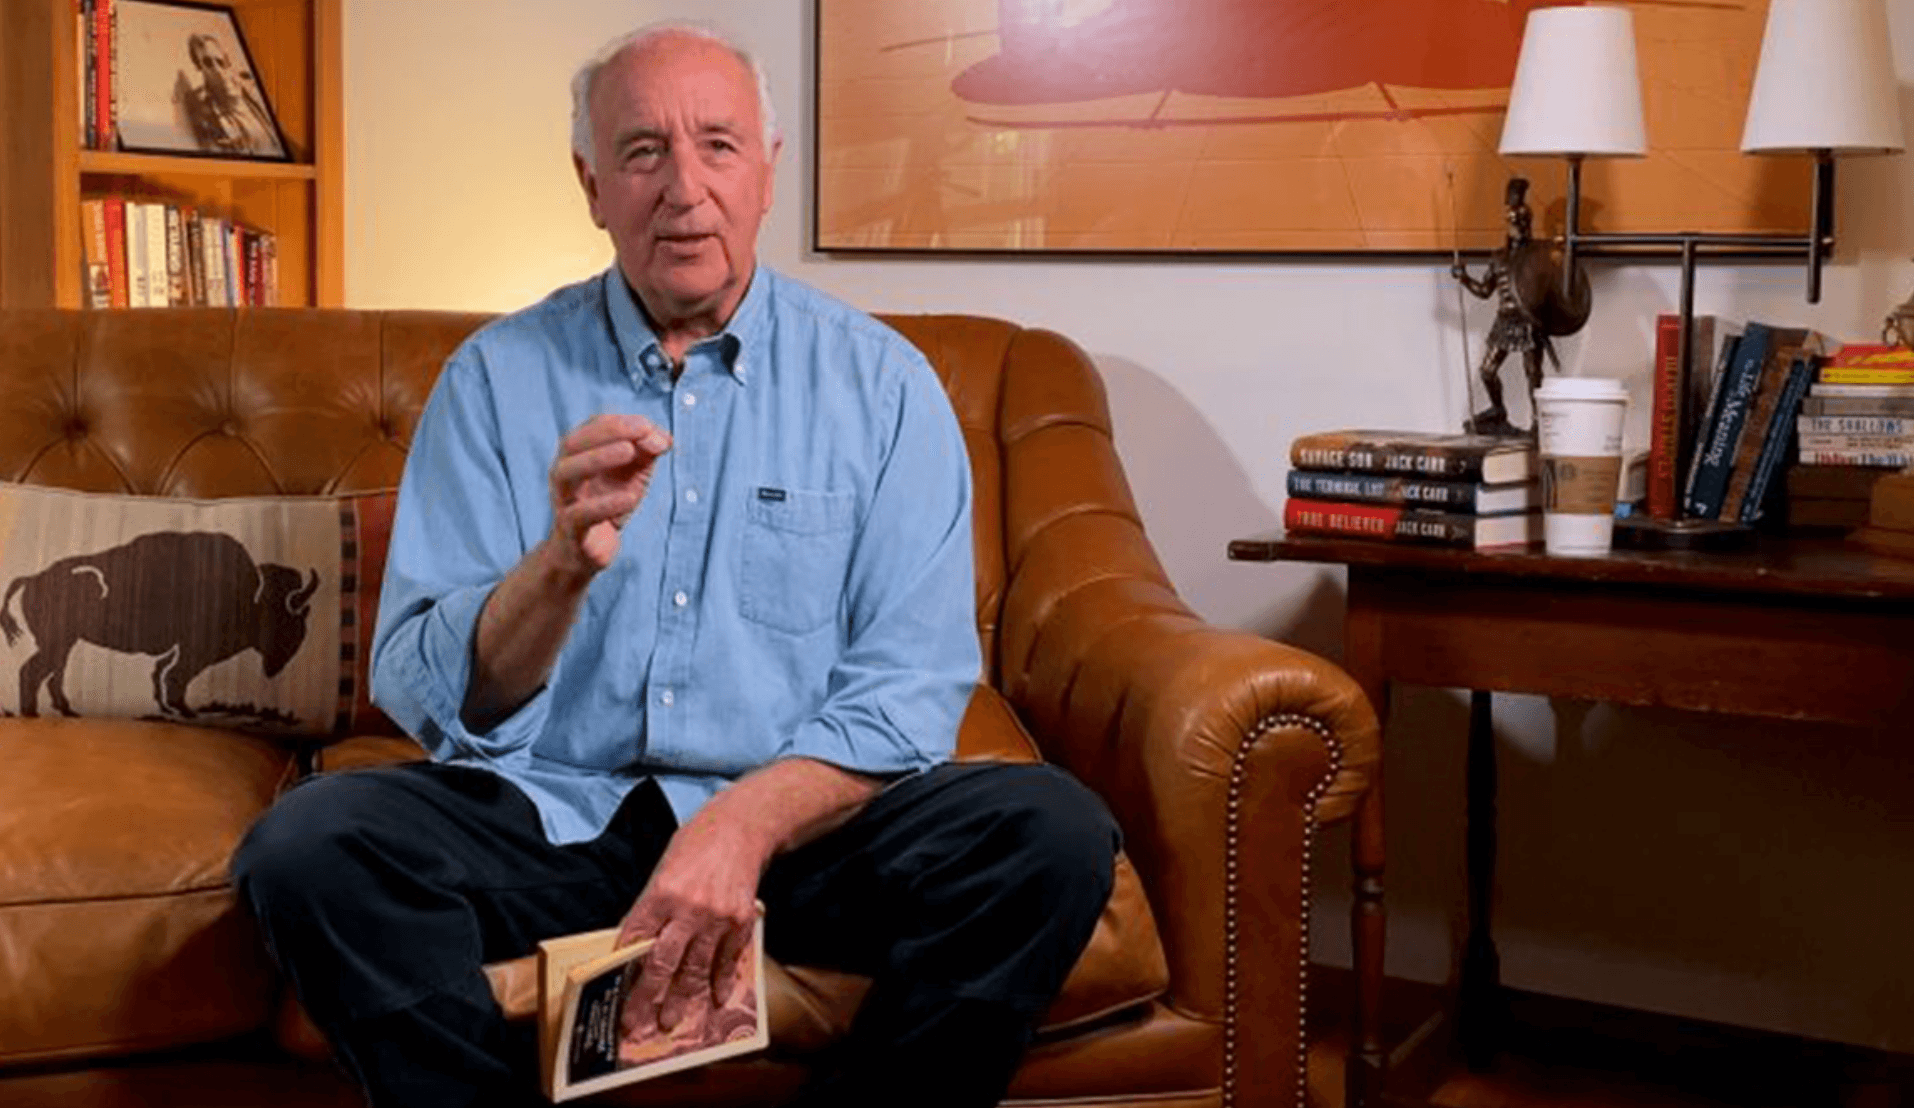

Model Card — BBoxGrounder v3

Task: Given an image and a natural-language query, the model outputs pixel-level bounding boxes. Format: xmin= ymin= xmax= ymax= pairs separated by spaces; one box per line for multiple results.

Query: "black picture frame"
xmin=113 ymin=0 xmax=291 ymax=162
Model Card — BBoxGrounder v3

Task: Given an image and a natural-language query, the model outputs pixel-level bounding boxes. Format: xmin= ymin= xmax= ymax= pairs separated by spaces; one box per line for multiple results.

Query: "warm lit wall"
xmin=344 ymin=0 xmax=1914 ymax=1052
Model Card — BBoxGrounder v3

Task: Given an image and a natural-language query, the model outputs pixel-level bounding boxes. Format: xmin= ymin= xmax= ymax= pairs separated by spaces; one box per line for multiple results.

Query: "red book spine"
xmin=1646 ymin=313 xmax=1683 ymax=520
xmin=92 ymin=0 xmax=112 ymax=148
xmin=102 ymin=195 xmax=128 ymax=309
xmin=1284 ymin=497 xmax=1405 ymax=540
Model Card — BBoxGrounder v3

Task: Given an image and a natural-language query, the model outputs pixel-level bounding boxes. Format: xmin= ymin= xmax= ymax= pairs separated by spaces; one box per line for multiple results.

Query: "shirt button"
xmin=682 ymin=392 xmax=697 ymax=408
xmin=684 ymin=488 xmax=700 ymax=504
xmin=659 ymin=689 xmax=675 ymax=707
xmin=673 ymin=590 xmax=689 ymax=607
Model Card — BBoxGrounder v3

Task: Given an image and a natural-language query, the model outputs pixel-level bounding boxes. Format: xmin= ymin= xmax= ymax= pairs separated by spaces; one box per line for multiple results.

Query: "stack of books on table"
xmin=1786 ymin=344 xmax=1914 ymax=531
xmin=1283 ymin=429 xmax=1541 ymax=550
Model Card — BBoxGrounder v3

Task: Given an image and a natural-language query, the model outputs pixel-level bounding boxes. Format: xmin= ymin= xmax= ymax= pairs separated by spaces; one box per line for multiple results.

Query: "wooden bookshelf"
xmin=0 ymin=0 xmax=342 ymax=309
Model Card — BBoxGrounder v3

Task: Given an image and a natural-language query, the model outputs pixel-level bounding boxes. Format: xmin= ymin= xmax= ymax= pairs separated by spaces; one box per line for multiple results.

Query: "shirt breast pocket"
xmin=739 ymin=487 xmax=857 ymax=635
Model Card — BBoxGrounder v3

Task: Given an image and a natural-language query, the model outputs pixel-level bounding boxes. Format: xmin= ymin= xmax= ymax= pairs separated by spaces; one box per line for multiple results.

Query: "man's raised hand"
xmin=547 ymin=414 xmax=671 ymax=576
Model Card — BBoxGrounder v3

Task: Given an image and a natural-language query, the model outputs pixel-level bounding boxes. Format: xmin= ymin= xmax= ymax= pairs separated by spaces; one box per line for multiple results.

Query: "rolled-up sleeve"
xmin=773 ymin=346 xmax=980 ymax=774
xmin=371 ymin=345 xmax=556 ymax=762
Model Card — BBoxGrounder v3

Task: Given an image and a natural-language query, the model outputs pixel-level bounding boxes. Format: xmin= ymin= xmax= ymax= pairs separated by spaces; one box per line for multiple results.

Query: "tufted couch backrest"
xmin=0 ymin=308 xmax=1168 ymax=710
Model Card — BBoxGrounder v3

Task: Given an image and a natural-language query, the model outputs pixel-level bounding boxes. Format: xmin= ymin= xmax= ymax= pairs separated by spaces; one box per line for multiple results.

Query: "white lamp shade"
xmin=1499 ymin=6 xmax=1647 ymax=157
xmin=1741 ymin=0 xmax=1905 ymax=154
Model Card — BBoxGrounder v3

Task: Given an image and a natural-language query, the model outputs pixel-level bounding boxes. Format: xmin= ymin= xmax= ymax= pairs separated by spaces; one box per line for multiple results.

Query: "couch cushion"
xmin=0 ymin=718 xmax=293 ymax=1066
xmin=0 ymin=484 xmax=396 ymax=736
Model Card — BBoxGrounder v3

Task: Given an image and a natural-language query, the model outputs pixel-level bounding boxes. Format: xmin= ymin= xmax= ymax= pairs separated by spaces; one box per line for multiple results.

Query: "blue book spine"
xmin=1685 ymin=322 xmax=1773 ymax=519
xmin=1738 ymin=356 xmax=1813 ymax=522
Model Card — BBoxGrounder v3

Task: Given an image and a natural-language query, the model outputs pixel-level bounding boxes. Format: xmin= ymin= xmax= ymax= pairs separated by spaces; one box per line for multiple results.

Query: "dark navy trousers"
xmin=231 ymin=760 xmax=1119 ymax=1108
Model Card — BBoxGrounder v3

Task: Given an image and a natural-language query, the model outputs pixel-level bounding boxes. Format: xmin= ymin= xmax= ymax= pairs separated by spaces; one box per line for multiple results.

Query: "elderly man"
xmin=232 ymin=20 xmax=1118 ymax=1108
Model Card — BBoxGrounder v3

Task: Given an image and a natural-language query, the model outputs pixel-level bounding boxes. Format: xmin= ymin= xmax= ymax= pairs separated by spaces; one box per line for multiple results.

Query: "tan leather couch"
xmin=0 ymin=308 xmax=1377 ymax=1108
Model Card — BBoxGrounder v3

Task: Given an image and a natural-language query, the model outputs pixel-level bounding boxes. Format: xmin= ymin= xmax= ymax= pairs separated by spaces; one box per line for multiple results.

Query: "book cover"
xmin=1686 ymin=323 xmax=1806 ymax=519
xmin=1809 ymin=382 xmax=1914 ymax=398
xmin=1736 ymin=353 xmax=1816 ymax=523
xmin=163 ymin=205 xmax=187 ymax=307
xmin=1825 ymin=344 xmax=1914 ymax=369
xmin=1680 ymin=324 xmax=1746 ymax=517
xmin=1645 ymin=313 xmax=1683 ymax=520
xmin=1798 ymin=448 xmax=1913 ymax=468
xmin=1820 ymin=366 xmax=1914 ymax=385
xmin=1284 ymin=470 xmax=1538 ymax=514
xmin=79 ymin=198 xmax=111 ymax=310
xmin=1800 ymin=395 xmax=1914 ymax=417
xmin=1720 ymin=334 xmax=1823 ymax=522
xmin=1283 ymin=497 xmax=1540 ymax=549
xmin=1798 ymin=415 xmax=1914 ymax=435
xmin=1288 ymin=430 xmax=1535 ymax=484
xmin=538 ymin=914 xmax=768 ymax=1103
xmin=1797 ymin=431 xmax=1914 ymax=452
xmin=101 ymin=195 xmax=128 ymax=309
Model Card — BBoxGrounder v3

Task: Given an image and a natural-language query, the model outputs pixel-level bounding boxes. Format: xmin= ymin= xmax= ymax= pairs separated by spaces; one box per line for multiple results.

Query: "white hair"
xmin=569 ymin=21 xmax=781 ymax=172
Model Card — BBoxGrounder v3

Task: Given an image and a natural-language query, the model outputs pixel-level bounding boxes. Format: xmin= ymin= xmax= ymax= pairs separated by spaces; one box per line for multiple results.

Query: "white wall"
xmin=345 ymin=0 xmax=1914 ymax=1052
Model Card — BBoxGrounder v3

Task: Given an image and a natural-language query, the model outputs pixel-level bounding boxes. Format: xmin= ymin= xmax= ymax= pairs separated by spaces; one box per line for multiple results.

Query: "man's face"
xmin=576 ymin=34 xmax=779 ymax=329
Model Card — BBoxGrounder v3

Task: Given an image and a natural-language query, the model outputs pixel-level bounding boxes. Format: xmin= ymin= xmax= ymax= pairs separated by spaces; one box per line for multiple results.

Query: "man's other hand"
xmin=616 ymin=810 xmax=764 ymax=1039
xmin=546 ymin=414 xmax=671 ymax=577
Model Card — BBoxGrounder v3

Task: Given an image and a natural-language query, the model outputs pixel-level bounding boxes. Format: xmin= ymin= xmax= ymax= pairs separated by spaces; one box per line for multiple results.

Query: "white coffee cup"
xmin=1534 ymin=377 xmax=1628 ymax=557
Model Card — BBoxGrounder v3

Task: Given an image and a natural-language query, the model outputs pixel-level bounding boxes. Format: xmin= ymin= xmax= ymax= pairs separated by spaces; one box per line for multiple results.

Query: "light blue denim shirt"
xmin=370 ymin=267 xmax=980 ymax=844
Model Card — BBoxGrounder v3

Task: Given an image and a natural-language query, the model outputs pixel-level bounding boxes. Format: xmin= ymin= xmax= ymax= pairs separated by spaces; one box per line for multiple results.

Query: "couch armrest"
xmin=1003 ymin=534 xmax=1378 ymax=1107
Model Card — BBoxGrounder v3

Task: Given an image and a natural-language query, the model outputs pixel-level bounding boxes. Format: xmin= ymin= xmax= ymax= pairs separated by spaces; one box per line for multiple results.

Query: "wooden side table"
xmin=1228 ymin=535 xmax=1914 ymax=1108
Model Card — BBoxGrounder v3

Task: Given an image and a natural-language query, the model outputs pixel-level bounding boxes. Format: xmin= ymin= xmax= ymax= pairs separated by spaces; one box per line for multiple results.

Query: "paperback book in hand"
xmin=538 ymin=911 xmax=769 ymax=1102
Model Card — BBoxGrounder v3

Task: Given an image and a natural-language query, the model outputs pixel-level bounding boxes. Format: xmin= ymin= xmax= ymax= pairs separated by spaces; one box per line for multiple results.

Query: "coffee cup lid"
xmin=1535 ymin=376 xmax=1627 ymax=401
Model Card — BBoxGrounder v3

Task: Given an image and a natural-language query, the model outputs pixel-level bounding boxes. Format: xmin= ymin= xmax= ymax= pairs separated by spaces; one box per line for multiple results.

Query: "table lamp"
xmin=1497 ymin=0 xmax=1906 ymax=550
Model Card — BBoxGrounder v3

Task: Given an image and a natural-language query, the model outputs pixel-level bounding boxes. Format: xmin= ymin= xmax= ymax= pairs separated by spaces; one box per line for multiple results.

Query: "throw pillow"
xmin=0 ymin=484 xmax=397 ymax=736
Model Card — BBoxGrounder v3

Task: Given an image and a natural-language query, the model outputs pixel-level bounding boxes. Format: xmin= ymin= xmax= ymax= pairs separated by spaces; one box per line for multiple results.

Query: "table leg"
xmin=1350 ymin=779 xmax=1387 ymax=1108
xmin=1344 ymin=593 xmax=1389 ymax=1108
xmin=1458 ymin=689 xmax=1503 ymax=1070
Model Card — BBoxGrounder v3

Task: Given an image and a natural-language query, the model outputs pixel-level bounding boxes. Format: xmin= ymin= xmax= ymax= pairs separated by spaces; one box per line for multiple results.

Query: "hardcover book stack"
xmin=1283 ymin=429 xmax=1541 ymax=549
xmin=1788 ymin=345 xmax=1914 ymax=530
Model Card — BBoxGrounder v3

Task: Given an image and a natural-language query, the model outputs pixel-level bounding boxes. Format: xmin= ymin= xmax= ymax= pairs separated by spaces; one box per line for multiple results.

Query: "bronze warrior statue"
xmin=1450 ymin=176 xmax=1590 ymax=437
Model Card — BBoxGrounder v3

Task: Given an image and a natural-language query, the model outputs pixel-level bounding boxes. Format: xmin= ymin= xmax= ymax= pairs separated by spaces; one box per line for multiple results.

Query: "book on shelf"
xmin=1798 ymin=415 xmax=1914 ymax=436
xmin=1798 ymin=448 xmax=1913 ymax=468
xmin=1288 ymin=429 xmax=1535 ymax=484
xmin=1683 ymin=322 xmax=1809 ymax=519
xmin=1821 ymin=366 xmax=1914 ymax=385
xmin=1645 ymin=312 xmax=1725 ymax=520
xmin=1733 ymin=349 xmax=1818 ymax=523
xmin=1801 ymin=394 xmax=1914 ymax=417
xmin=79 ymin=198 xmax=111 ymax=310
xmin=1825 ymin=344 xmax=1914 ymax=369
xmin=1798 ymin=431 xmax=1914 ymax=453
xmin=1284 ymin=470 xmax=1539 ymax=514
xmin=536 ymin=913 xmax=768 ymax=1103
xmin=1282 ymin=497 xmax=1540 ymax=549
xmin=1809 ymin=382 xmax=1914 ymax=399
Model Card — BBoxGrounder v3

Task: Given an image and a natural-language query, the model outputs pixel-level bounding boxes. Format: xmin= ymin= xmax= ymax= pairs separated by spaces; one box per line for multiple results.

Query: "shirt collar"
xmin=602 ymin=266 xmax=771 ymax=387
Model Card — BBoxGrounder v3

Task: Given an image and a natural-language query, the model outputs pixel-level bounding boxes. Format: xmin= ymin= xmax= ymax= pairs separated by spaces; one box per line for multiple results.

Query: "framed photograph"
xmin=813 ymin=0 xmax=1810 ymax=257
xmin=114 ymin=0 xmax=290 ymax=161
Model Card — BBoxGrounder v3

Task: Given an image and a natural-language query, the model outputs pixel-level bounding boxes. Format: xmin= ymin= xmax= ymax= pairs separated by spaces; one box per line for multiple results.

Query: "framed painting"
xmin=812 ymin=0 xmax=1811 ymax=256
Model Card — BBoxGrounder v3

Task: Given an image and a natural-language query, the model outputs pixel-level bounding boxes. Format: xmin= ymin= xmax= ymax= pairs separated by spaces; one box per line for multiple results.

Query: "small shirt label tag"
xmin=757 ymin=487 xmax=787 ymax=502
